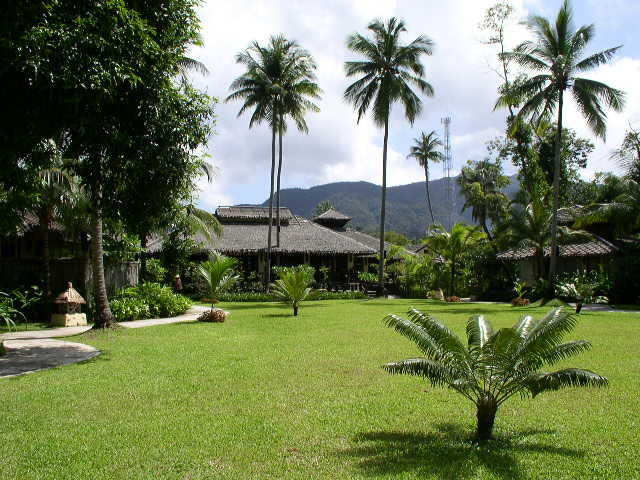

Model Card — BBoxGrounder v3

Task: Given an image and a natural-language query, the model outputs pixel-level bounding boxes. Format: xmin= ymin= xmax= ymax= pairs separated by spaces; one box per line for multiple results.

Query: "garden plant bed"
xmin=0 ymin=299 xmax=638 ymax=479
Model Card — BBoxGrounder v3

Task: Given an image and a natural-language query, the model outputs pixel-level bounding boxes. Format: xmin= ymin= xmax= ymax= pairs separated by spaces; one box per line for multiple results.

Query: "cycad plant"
xmin=197 ymin=252 xmax=239 ymax=309
xmin=271 ymin=269 xmax=312 ymax=316
xmin=384 ymin=307 xmax=607 ymax=441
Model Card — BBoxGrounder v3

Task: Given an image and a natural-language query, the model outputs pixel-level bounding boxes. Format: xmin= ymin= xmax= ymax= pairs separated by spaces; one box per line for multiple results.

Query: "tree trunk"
xmin=276 ymin=125 xmax=283 ymax=248
xmin=548 ymin=90 xmax=564 ymax=294
xmin=41 ymin=219 xmax=52 ymax=320
xmin=450 ymin=262 xmax=456 ymax=297
xmin=266 ymin=120 xmax=277 ymax=291
xmin=91 ymin=204 xmax=114 ymax=329
xmin=293 ymin=304 xmax=298 ymax=316
xmin=139 ymin=234 xmax=148 ymax=283
xmin=424 ymin=163 xmax=435 ymax=227
xmin=378 ymin=116 xmax=389 ymax=297
xmin=476 ymin=397 xmax=498 ymax=441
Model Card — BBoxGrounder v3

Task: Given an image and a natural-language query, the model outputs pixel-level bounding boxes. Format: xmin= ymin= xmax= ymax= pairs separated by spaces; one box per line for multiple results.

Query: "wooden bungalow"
xmin=158 ymin=206 xmax=379 ymax=285
xmin=497 ymin=237 xmax=618 ymax=283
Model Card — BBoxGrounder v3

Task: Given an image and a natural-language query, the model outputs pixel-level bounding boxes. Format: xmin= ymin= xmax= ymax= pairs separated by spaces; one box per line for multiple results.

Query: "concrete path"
xmin=0 ymin=305 xmax=208 ymax=378
xmin=0 ymin=339 xmax=100 ymax=378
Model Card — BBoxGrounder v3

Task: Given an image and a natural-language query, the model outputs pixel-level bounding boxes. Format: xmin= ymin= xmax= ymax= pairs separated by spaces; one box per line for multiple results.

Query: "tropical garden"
xmin=1 ymin=0 xmax=639 ymax=479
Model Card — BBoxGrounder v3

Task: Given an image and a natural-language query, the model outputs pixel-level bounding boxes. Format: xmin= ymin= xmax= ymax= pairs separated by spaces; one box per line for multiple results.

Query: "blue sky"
xmin=189 ymin=0 xmax=640 ymax=210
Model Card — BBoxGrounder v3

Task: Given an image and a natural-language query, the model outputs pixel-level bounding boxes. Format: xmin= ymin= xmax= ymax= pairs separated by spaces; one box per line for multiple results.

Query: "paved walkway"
xmin=0 ymin=306 xmax=208 ymax=378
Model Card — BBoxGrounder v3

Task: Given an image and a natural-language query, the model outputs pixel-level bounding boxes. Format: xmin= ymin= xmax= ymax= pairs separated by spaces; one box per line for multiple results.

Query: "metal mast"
xmin=441 ymin=117 xmax=454 ymax=231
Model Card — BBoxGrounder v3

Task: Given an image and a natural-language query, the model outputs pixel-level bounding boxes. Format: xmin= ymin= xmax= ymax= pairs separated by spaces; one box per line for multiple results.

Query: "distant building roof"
xmin=312 ymin=208 xmax=352 ymax=229
xmin=205 ymin=216 xmax=374 ymax=255
xmin=148 ymin=215 xmax=376 ymax=256
xmin=497 ymin=238 xmax=618 ymax=260
xmin=216 ymin=206 xmax=293 ymax=223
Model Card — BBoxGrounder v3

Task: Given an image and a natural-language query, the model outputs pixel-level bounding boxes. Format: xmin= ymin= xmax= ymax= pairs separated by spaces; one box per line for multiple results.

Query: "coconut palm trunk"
xmin=378 ymin=115 xmax=389 ymax=296
xmin=276 ymin=122 xmax=283 ymax=248
xmin=41 ymin=221 xmax=52 ymax=318
xmin=266 ymin=118 xmax=277 ymax=290
xmin=548 ymin=91 xmax=563 ymax=291
xmin=423 ymin=163 xmax=435 ymax=225
xmin=91 ymin=203 xmax=114 ymax=329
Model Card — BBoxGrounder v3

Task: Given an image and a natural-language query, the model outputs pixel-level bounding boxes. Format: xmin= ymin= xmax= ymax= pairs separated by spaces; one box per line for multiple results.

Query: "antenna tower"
xmin=441 ymin=117 xmax=454 ymax=231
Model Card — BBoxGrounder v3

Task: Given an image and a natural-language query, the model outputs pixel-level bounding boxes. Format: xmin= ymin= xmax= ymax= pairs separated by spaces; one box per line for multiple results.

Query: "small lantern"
xmin=51 ymin=282 xmax=88 ymax=327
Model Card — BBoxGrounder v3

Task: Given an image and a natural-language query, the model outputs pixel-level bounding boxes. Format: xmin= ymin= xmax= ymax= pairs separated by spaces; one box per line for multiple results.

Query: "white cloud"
xmin=187 ymin=0 xmax=638 ymax=209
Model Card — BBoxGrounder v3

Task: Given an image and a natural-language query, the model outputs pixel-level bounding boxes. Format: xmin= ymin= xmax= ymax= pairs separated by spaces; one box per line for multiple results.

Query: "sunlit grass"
xmin=1 ymin=299 xmax=638 ymax=479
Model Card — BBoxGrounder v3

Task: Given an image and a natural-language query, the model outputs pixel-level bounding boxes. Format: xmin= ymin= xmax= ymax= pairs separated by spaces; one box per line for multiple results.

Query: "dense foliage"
xmin=110 ymin=283 xmax=192 ymax=322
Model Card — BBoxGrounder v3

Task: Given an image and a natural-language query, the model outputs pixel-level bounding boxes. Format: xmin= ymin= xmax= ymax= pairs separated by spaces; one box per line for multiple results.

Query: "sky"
xmin=188 ymin=0 xmax=640 ymax=210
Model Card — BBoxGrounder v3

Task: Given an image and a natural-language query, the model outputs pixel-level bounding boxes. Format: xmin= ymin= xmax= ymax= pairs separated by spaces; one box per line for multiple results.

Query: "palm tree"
xmin=504 ymin=195 xmax=592 ymax=283
xmin=574 ymin=178 xmax=640 ymax=236
xmin=272 ymin=40 xmax=321 ymax=247
xmin=423 ymin=223 xmax=485 ymax=296
xmin=197 ymin=252 xmax=239 ymax=309
xmin=496 ymin=0 xmax=625 ymax=289
xmin=271 ymin=269 xmax=312 ymax=316
xmin=407 ymin=131 xmax=443 ymax=227
xmin=345 ymin=17 xmax=434 ymax=295
xmin=228 ymin=36 xmax=320 ymax=285
xmin=458 ymin=159 xmax=510 ymax=242
xmin=384 ymin=307 xmax=608 ymax=441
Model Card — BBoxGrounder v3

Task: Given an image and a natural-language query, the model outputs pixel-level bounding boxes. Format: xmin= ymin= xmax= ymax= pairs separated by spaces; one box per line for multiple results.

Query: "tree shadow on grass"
xmin=339 ymin=423 xmax=583 ymax=480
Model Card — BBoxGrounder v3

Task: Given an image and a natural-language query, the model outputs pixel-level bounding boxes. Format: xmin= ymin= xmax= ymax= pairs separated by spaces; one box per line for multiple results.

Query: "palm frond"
xmin=383 ymin=358 xmax=455 ymax=387
xmin=524 ymin=368 xmax=608 ymax=397
xmin=466 ymin=315 xmax=494 ymax=349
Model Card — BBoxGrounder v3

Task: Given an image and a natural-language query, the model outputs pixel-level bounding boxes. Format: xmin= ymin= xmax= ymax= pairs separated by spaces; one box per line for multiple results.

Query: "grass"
xmin=1 ymin=299 xmax=638 ymax=479
xmin=0 ymin=321 xmax=54 ymax=334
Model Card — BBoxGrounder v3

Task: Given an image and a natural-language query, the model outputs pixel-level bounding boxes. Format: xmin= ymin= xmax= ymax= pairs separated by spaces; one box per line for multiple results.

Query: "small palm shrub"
xmin=197 ymin=252 xmax=239 ymax=308
xmin=383 ymin=307 xmax=607 ymax=441
xmin=271 ymin=270 xmax=312 ymax=316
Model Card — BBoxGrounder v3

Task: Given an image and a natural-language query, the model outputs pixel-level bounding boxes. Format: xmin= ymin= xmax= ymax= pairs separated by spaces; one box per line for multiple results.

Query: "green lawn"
xmin=1 ymin=300 xmax=638 ymax=479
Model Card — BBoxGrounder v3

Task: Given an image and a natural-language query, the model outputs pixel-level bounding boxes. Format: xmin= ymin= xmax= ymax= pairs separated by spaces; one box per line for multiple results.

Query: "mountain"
xmin=259 ymin=176 xmax=519 ymax=239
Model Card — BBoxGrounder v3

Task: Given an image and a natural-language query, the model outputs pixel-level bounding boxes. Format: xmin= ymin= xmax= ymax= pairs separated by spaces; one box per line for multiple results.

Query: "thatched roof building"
xmin=199 ymin=207 xmax=375 ymax=256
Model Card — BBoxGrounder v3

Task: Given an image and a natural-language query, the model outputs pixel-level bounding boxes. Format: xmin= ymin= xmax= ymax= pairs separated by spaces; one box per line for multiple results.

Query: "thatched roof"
xmin=186 ymin=216 xmax=376 ymax=256
xmin=497 ymin=238 xmax=618 ymax=261
xmin=216 ymin=206 xmax=293 ymax=223
xmin=340 ymin=229 xmax=391 ymax=253
xmin=53 ymin=282 xmax=86 ymax=304
xmin=312 ymin=208 xmax=352 ymax=228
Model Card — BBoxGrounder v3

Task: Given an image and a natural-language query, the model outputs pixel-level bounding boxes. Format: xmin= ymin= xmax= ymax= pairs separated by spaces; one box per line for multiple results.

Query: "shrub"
xmin=110 ymin=297 xmax=151 ymax=322
xmin=555 ymin=270 xmax=610 ymax=305
xmin=511 ymin=297 xmax=530 ymax=307
xmin=308 ymin=290 xmax=367 ymax=300
xmin=216 ymin=292 xmax=275 ymax=302
xmin=144 ymin=259 xmax=167 ymax=284
xmin=111 ymin=283 xmax=192 ymax=321
xmin=198 ymin=308 xmax=227 ymax=323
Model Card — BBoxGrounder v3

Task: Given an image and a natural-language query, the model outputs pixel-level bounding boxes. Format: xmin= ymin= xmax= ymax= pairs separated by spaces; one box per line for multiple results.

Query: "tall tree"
xmin=345 ymin=17 xmax=434 ymax=295
xmin=8 ymin=1 xmax=214 ymax=328
xmin=497 ymin=0 xmax=625 ymax=290
xmin=273 ymin=39 xmax=321 ymax=247
xmin=611 ymin=125 xmax=640 ymax=183
xmin=458 ymin=158 xmax=510 ymax=241
xmin=228 ymin=36 xmax=320 ymax=285
xmin=423 ymin=223 xmax=485 ymax=296
xmin=407 ymin=131 xmax=444 ymax=227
